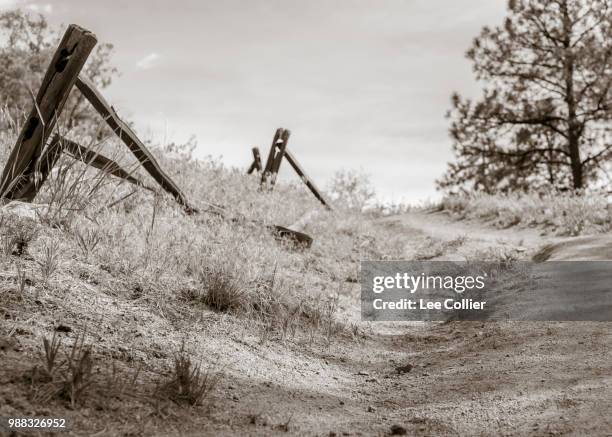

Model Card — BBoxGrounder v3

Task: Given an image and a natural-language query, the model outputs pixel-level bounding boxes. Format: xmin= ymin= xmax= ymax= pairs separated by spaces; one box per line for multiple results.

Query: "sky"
xmin=1 ymin=0 xmax=508 ymax=203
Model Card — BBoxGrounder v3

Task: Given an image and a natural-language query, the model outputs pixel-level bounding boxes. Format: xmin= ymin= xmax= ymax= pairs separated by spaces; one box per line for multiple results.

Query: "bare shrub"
xmin=326 ymin=169 xmax=375 ymax=211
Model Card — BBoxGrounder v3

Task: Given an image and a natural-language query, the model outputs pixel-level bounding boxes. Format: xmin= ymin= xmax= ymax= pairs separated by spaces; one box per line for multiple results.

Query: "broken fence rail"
xmin=75 ymin=75 xmax=197 ymax=214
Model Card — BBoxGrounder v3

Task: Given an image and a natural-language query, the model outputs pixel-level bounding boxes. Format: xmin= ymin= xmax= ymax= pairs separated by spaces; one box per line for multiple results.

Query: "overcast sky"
xmin=1 ymin=0 xmax=507 ymax=203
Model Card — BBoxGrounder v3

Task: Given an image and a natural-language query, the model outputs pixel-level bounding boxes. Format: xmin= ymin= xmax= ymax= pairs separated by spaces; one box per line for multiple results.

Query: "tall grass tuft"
xmin=157 ymin=342 xmax=221 ymax=406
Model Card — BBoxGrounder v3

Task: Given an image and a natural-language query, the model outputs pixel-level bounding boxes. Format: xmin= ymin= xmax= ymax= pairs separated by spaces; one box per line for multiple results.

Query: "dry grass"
xmin=29 ymin=332 xmax=95 ymax=408
xmin=438 ymin=191 xmax=612 ymax=236
xmin=156 ymin=342 xmax=222 ymax=406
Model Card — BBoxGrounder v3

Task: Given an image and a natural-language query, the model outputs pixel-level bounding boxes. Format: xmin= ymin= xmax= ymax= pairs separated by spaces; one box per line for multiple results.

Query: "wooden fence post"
xmin=261 ymin=128 xmax=283 ymax=186
xmin=0 ymin=25 xmax=97 ymax=201
xmin=247 ymin=147 xmax=262 ymax=174
xmin=269 ymin=129 xmax=290 ymax=186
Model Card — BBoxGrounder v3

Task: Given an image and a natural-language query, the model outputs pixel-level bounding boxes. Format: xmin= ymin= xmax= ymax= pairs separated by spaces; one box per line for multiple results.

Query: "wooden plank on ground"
xmin=282 ymin=148 xmax=332 ymax=210
xmin=75 ymin=75 xmax=196 ymax=214
xmin=270 ymin=225 xmax=312 ymax=248
xmin=0 ymin=25 xmax=97 ymax=201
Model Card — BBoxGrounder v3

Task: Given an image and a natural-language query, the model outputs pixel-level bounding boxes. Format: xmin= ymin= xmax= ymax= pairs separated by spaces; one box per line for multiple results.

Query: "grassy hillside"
xmin=0 ymin=118 xmax=405 ymax=434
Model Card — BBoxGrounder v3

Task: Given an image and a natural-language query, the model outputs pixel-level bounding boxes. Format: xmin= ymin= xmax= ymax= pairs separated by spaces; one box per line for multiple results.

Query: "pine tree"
xmin=439 ymin=0 xmax=612 ymax=192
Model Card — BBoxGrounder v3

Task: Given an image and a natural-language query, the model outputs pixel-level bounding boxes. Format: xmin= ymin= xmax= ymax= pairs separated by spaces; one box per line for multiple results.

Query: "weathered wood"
xmin=281 ymin=148 xmax=332 ymax=210
xmin=0 ymin=25 xmax=97 ymax=201
xmin=247 ymin=147 xmax=262 ymax=174
xmin=271 ymin=225 xmax=312 ymax=248
xmin=57 ymin=136 xmax=154 ymax=190
xmin=253 ymin=147 xmax=262 ymax=172
xmin=269 ymin=129 xmax=290 ymax=186
xmin=75 ymin=75 xmax=197 ymax=214
xmin=261 ymin=128 xmax=283 ymax=186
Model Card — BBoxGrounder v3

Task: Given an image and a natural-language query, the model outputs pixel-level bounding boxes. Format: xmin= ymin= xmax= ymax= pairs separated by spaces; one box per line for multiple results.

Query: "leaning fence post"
xmin=261 ymin=128 xmax=283 ymax=186
xmin=283 ymin=148 xmax=332 ymax=210
xmin=75 ymin=75 xmax=197 ymax=214
xmin=269 ymin=129 xmax=290 ymax=186
xmin=247 ymin=147 xmax=262 ymax=174
xmin=0 ymin=24 xmax=98 ymax=201
xmin=0 ymin=25 xmax=97 ymax=201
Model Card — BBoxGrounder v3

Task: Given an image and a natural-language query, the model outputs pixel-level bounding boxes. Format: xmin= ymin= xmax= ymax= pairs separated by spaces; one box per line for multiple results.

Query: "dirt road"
xmin=212 ymin=211 xmax=611 ymax=436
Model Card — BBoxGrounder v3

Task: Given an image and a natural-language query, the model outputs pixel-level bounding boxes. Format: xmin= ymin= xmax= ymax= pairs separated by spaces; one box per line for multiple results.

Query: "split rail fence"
xmin=248 ymin=128 xmax=332 ymax=210
xmin=0 ymin=24 xmax=317 ymax=247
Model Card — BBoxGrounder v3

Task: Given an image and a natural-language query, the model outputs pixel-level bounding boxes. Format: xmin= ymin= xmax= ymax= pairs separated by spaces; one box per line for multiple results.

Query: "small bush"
xmin=0 ymin=214 xmax=38 ymax=256
xmin=201 ymin=265 xmax=246 ymax=312
xmin=326 ymin=169 xmax=375 ymax=211
xmin=40 ymin=332 xmax=63 ymax=377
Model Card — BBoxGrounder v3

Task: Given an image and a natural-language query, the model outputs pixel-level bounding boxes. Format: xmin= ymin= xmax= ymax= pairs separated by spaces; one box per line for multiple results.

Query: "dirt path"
xmin=351 ymin=211 xmax=611 ymax=436
xmin=377 ymin=210 xmax=564 ymax=260
xmin=221 ymin=211 xmax=611 ymax=436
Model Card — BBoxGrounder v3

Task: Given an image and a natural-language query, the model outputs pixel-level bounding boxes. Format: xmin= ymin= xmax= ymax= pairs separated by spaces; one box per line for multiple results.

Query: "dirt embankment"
xmin=1 ymin=210 xmax=610 ymax=436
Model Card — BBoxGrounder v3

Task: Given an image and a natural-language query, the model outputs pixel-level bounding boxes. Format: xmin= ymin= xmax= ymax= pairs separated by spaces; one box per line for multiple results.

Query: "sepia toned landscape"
xmin=1 ymin=1 xmax=611 ymax=436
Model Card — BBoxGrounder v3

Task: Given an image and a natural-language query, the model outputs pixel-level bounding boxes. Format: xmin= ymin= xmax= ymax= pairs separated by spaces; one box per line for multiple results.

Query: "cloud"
xmin=0 ymin=0 xmax=18 ymax=10
xmin=136 ymin=52 xmax=160 ymax=70
xmin=25 ymin=2 xmax=53 ymax=13
xmin=0 ymin=1 xmax=53 ymax=13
